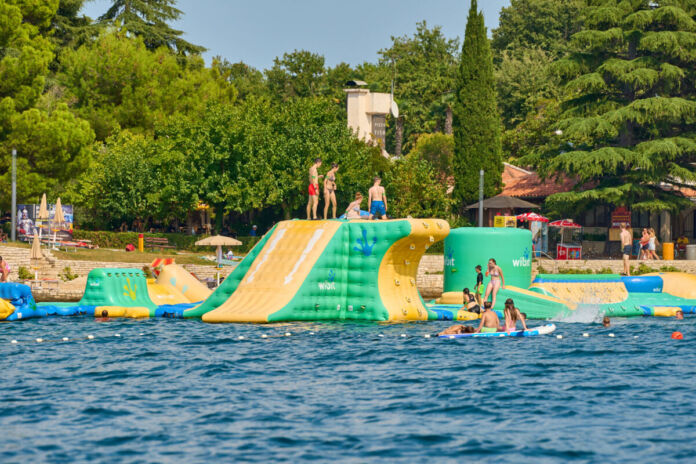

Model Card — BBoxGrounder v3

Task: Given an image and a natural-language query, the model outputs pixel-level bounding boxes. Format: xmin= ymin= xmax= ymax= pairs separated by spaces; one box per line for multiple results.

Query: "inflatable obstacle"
xmin=199 ymin=218 xmax=450 ymax=322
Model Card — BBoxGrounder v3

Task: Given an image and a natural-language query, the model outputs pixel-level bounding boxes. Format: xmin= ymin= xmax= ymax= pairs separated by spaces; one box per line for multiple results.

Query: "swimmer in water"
xmin=97 ymin=309 xmax=110 ymax=322
xmin=475 ymin=302 xmax=500 ymax=333
xmin=483 ymin=258 xmax=505 ymax=310
xmin=602 ymin=316 xmax=610 ymax=328
xmin=676 ymin=310 xmax=684 ymax=320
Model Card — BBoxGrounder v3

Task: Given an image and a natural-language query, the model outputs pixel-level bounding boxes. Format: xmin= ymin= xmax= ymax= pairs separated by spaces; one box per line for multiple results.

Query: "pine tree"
xmin=524 ymin=0 xmax=696 ymax=213
xmin=452 ymin=0 xmax=503 ymax=205
xmin=99 ymin=0 xmax=204 ymax=55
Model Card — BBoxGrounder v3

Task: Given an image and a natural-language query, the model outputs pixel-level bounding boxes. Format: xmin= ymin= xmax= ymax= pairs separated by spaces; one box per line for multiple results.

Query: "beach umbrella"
xmin=517 ymin=212 xmax=549 ymax=223
xmin=52 ymin=198 xmax=65 ymax=248
xmin=466 ymin=195 xmax=540 ymax=210
xmin=37 ymin=194 xmax=49 ymax=238
xmin=195 ymin=235 xmax=242 ymax=266
xmin=30 ymin=233 xmax=42 ymax=279
xmin=549 ymin=219 xmax=582 ymax=245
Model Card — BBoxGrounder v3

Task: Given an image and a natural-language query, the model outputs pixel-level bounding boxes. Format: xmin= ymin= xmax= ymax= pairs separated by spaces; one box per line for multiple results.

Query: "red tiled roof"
xmin=501 ymin=163 xmax=576 ymax=199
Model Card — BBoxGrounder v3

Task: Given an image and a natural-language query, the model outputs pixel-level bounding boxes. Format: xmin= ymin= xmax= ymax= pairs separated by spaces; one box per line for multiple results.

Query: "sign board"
xmin=16 ymin=204 xmax=74 ymax=241
xmin=611 ymin=206 xmax=631 ymax=227
xmin=371 ymin=115 xmax=386 ymax=148
xmin=494 ymin=215 xmax=517 ymax=228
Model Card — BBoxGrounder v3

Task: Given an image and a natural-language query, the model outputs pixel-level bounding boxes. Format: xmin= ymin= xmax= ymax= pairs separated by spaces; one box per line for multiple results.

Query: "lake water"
xmin=1 ymin=317 xmax=694 ymax=463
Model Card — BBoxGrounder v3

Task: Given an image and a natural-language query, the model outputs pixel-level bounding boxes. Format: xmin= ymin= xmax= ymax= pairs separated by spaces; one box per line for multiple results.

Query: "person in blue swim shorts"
xmin=368 ymin=176 xmax=388 ymax=220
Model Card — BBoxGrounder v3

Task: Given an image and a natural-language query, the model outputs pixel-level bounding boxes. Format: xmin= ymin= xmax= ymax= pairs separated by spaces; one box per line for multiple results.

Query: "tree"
xmin=522 ymin=0 xmax=696 ymax=213
xmin=99 ymin=0 xmax=204 ymax=55
xmin=51 ymin=0 xmax=96 ymax=50
xmin=492 ymin=0 xmax=585 ymax=60
xmin=452 ymin=0 xmax=503 ymax=205
xmin=265 ymin=50 xmax=326 ymax=100
xmin=408 ymin=133 xmax=454 ymax=182
xmin=385 ymin=154 xmax=453 ymax=219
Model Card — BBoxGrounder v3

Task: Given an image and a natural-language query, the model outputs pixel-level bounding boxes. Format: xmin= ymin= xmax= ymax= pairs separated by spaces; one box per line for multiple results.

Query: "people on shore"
xmin=461 ymin=287 xmax=480 ymax=314
xmin=647 ymin=228 xmax=660 ymax=260
xmin=323 ymin=163 xmax=339 ymax=220
xmin=475 ymin=302 xmax=500 ymax=333
xmin=639 ymin=228 xmax=650 ymax=260
xmin=368 ymin=177 xmax=387 ymax=220
xmin=306 ymin=158 xmax=323 ymax=220
xmin=0 ymin=256 xmax=10 ymax=282
xmin=620 ymin=223 xmax=632 ymax=276
xmin=345 ymin=192 xmax=364 ymax=219
xmin=483 ymin=258 xmax=504 ymax=309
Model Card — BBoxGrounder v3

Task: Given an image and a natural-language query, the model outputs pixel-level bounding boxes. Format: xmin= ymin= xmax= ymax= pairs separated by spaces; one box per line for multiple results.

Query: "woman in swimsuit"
xmin=484 ymin=258 xmax=505 ymax=310
xmin=502 ymin=298 xmax=528 ymax=332
xmin=0 ymin=256 xmax=10 ymax=282
xmin=648 ymin=228 xmax=660 ymax=260
xmin=345 ymin=192 xmax=363 ymax=219
xmin=323 ymin=163 xmax=339 ymax=220
xmin=461 ymin=287 xmax=480 ymax=314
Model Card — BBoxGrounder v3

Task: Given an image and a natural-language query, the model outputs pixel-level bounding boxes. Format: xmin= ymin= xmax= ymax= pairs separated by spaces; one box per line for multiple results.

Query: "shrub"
xmin=59 ymin=266 xmax=79 ymax=282
xmin=594 ymin=267 xmax=615 ymax=274
xmin=17 ymin=266 xmax=34 ymax=280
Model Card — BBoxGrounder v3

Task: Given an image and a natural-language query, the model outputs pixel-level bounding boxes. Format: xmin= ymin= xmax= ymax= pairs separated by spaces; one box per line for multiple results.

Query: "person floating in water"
xmin=345 ymin=192 xmax=364 ymax=219
xmin=675 ymin=310 xmax=684 ymax=320
xmin=474 ymin=265 xmax=484 ymax=306
xmin=602 ymin=316 xmax=611 ymax=328
xmin=461 ymin=287 xmax=480 ymax=314
xmin=306 ymin=158 xmax=323 ymax=220
xmin=438 ymin=324 xmax=475 ymax=336
xmin=97 ymin=309 xmax=110 ymax=322
xmin=475 ymin=302 xmax=500 ymax=333
xmin=483 ymin=258 xmax=504 ymax=310
xmin=368 ymin=177 xmax=387 ymax=220
xmin=323 ymin=163 xmax=339 ymax=220
xmin=502 ymin=298 xmax=528 ymax=332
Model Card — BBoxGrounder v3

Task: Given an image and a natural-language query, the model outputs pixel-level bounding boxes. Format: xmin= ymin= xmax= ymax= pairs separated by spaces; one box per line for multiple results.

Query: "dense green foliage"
xmin=522 ymin=0 xmax=696 ymax=213
xmin=452 ymin=0 xmax=503 ymax=205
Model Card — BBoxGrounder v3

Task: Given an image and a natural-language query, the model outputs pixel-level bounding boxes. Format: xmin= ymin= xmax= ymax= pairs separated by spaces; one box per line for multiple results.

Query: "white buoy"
xmin=309 ymin=332 xmax=315 ymax=335
xmin=11 ymin=340 xmax=18 ymax=344
xmin=378 ymin=334 xmax=384 ymax=337
xmin=87 ymin=335 xmax=94 ymax=340
xmin=62 ymin=337 xmax=69 ymax=341
xmin=285 ymin=332 xmax=291 ymax=337
xmin=238 ymin=335 xmax=245 ymax=340
xmin=556 ymin=335 xmax=563 ymax=339
xmin=36 ymin=338 xmax=43 ymax=343
xmin=400 ymin=334 xmax=407 ymax=337
xmin=582 ymin=333 xmax=590 ymax=337
xmin=609 ymin=333 xmax=615 ymax=338
xmin=424 ymin=334 xmax=431 ymax=338
xmin=634 ymin=335 xmax=639 ymax=339
xmin=139 ymin=333 xmax=144 ymax=336
xmin=261 ymin=334 xmax=268 ymax=339
xmin=114 ymin=333 xmax=121 ymax=337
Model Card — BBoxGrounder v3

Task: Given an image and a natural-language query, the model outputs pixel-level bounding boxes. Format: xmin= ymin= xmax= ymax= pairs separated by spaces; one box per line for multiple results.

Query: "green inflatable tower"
xmin=443 ymin=227 xmax=532 ymax=292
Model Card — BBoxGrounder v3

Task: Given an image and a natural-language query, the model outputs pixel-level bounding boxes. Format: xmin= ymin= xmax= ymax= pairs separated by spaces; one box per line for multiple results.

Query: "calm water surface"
xmin=1 ymin=317 xmax=694 ymax=463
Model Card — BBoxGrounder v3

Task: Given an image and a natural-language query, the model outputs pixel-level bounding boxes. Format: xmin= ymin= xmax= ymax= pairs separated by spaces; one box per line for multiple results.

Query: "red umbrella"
xmin=549 ymin=219 xmax=582 ymax=228
xmin=517 ymin=212 xmax=549 ymax=223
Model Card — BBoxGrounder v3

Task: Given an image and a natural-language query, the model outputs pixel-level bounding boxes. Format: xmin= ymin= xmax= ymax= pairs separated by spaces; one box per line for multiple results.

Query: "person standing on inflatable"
xmin=483 ymin=258 xmax=505 ymax=309
xmin=368 ymin=177 xmax=387 ymax=220
xmin=306 ymin=158 xmax=323 ymax=220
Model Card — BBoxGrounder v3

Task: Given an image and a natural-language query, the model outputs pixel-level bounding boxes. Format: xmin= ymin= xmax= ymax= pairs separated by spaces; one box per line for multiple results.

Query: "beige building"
xmin=345 ymin=83 xmax=396 ymax=157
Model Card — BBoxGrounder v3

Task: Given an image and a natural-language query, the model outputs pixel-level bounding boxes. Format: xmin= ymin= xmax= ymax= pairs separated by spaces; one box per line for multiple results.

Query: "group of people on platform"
xmin=306 ymin=158 xmax=388 ymax=221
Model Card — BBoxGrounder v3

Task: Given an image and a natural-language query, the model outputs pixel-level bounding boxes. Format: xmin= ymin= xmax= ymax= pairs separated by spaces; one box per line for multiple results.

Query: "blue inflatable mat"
xmin=439 ymin=324 xmax=556 ymax=338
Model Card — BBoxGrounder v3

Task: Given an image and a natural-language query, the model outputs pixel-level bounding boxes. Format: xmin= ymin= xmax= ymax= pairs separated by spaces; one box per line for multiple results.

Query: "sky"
xmin=82 ymin=0 xmax=511 ymax=70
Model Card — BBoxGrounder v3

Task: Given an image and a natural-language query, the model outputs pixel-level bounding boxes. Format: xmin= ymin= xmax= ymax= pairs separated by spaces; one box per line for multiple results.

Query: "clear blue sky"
xmin=82 ymin=0 xmax=510 ymax=70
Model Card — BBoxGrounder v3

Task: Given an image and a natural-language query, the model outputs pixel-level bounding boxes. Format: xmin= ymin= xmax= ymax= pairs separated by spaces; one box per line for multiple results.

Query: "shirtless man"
xmin=475 ymin=302 xmax=501 ymax=333
xmin=368 ymin=177 xmax=387 ymax=220
xmin=306 ymin=158 xmax=323 ymax=220
xmin=620 ymin=222 xmax=632 ymax=276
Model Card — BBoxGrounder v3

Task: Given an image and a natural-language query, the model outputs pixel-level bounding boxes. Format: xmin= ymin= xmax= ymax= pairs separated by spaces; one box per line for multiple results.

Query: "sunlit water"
xmin=1 ymin=317 xmax=694 ymax=463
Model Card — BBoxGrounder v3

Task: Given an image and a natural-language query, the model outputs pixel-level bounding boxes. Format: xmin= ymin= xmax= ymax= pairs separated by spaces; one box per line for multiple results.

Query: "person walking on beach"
xmin=306 ymin=158 xmax=323 ymax=220
xmin=483 ymin=258 xmax=504 ymax=310
xmin=639 ymin=228 xmax=650 ymax=260
xmin=620 ymin=223 xmax=632 ymax=276
xmin=323 ymin=163 xmax=339 ymax=220
xmin=368 ymin=177 xmax=387 ymax=220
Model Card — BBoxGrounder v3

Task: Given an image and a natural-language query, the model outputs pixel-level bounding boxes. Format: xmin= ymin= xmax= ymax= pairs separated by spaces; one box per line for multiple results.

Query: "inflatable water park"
xmin=2 ymin=219 xmax=695 ymax=324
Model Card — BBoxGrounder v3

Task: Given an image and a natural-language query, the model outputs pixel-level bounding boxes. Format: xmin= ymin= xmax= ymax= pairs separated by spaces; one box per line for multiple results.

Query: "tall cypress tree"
xmin=100 ymin=0 xmax=204 ymax=55
xmin=452 ymin=0 xmax=503 ymax=205
xmin=524 ymin=0 xmax=696 ymax=213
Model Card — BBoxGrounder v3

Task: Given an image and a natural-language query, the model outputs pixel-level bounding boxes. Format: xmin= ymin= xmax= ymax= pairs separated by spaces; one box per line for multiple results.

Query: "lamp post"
xmin=478 ymin=169 xmax=484 ymax=227
xmin=11 ymin=149 xmax=16 ymax=242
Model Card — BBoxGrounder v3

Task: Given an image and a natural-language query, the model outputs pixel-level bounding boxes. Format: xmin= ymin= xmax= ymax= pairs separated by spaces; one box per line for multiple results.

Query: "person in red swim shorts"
xmin=306 ymin=158 xmax=323 ymax=220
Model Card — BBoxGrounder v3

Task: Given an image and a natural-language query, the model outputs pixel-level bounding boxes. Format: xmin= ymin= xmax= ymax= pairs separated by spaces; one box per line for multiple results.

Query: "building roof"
xmin=501 ymin=163 xmax=577 ymax=199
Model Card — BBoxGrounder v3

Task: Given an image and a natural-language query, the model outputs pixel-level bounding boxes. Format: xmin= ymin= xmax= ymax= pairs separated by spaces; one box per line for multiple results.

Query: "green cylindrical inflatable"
xmin=443 ymin=227 xmax=532 ymax=292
